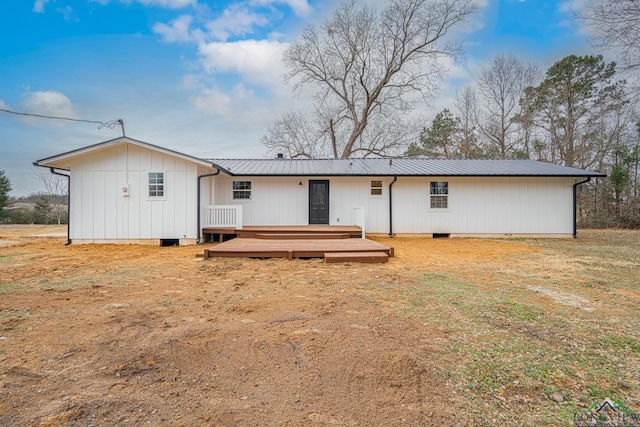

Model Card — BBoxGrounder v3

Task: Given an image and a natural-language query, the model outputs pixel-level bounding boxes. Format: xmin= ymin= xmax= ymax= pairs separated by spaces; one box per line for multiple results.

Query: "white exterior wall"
xmin=213 ymin=175 xmax=575 ymax=235
xmin=391 ymin=177 xmax=574 ymax=235
xmin=68 ymin=144 xmax=204 ymax=243
xmin=214 ymin=176 xmax=310 ymax=225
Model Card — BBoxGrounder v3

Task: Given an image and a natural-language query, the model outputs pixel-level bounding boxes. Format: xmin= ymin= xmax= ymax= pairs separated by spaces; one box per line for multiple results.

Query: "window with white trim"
xmin=149 ymin=172 xmax=164 ymax=197
xmin=233 ymin=181 xmax=252 ymax=200
xmin=430 ymin=181 xmax=448 ymax=209
xmin=370 ymin=180 xmax=383 ymax=195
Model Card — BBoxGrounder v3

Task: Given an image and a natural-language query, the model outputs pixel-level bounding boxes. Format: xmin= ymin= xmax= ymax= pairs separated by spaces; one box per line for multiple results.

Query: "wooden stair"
xmin=324 ymin=251 xmax=389 ymax=263
xmin=255 ymin=233 xmax=351 ymax=240
xmin=198 ymin=225 xmax=393 ymax=262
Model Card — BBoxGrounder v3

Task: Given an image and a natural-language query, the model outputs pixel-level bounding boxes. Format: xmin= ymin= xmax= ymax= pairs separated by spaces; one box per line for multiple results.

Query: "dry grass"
xmin=0 ymin=226 xmax=639 ymax=426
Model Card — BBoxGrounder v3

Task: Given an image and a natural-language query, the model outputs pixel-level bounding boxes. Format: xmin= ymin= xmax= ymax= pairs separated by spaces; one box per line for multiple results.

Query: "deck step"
xmin=324 ymin=251 xmax=389 ymax=263
xmin=255 ymin=233 xmax=351 ymax=240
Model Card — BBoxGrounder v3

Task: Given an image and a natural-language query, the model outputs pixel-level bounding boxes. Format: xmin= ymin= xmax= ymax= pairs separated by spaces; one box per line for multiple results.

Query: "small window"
xmin=149 ymin=172 xmax=164 ymax=197
xmin=430 ymin=181 xmax=448 ymax=209
xmin=233 ymin=181 xmax=252 ymax=200
xmin=371 ymin=180 xmax=383 ymax=195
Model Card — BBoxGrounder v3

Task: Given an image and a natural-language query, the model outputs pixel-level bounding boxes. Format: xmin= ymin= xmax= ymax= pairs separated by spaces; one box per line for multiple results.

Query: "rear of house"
xmin=35 ymin=137 xmax=605 ymax=245
xmin=207 ymin=158 xmax=594 ymax=238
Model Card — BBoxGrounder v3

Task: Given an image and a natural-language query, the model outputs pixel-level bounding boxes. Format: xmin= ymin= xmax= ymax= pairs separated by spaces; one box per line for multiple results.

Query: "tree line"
xmin=0 ymin=169 xmax=68 ymax=225
xmin=262 ymin=0 xmax=640 ymax=229
xmin=406 ymin=54 xmax=639 ymax=228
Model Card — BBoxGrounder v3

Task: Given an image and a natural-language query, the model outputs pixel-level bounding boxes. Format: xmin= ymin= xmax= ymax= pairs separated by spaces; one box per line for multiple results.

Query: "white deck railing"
xmin=203 ymin=205 xmax=363 ymax=237
xmin=353 ymin=206 xmax=366 ymax=238
xmin=202 ymin=205 xmax=243 ymax=229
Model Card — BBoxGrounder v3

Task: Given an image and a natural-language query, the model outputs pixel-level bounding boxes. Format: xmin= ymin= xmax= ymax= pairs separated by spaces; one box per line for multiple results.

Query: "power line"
xmin=0 ymin=108 xmax=125 ymax=135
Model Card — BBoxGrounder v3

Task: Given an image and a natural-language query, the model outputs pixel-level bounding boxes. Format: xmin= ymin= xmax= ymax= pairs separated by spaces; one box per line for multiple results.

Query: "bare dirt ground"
xmin=1 ymin=225 xmax=639 ymax=426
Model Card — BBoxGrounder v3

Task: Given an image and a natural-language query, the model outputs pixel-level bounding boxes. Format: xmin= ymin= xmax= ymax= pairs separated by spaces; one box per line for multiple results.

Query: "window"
xmin=149 ymin=172 xmax=164 ymax=197
xmin=371 ymin=180 xmax=383 ymax=195
xmin=430 ymin=181 xmax=448 ymax=209
xmin=233 ymin=181 xmax=251 ymax=200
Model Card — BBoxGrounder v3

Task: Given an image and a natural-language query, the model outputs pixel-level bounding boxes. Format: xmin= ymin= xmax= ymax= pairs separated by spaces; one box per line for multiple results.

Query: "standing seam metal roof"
xmin=207 ymin=158 xmax=605 ymax=177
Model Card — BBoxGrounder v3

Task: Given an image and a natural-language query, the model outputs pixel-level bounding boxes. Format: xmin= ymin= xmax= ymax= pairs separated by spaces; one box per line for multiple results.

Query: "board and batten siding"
xmin=391 ymin=176 xmax=575 ymax=235
xmin=214 ymin=176 xmax=310 ymax=226
xmin=214 ymin=176 xmax=390 ymax=230
xmin=214 ymin=175 xmax=574 ymax=235
xmin=68 ymin=144 xmax=200 ymax=243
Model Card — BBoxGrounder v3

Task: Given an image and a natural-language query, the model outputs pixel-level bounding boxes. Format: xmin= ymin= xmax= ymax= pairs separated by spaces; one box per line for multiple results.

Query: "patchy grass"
xmin=1 ymin=228 xmax=639 ymax=426
xmin=345 ymin=232 xmax=640 ymax=425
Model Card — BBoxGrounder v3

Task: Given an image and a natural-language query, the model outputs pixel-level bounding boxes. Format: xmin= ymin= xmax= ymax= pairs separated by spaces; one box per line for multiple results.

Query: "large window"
xmin=233 ymin=181 xmax=252 ymax=200
xmin=430 ymin=181 xmax=448 ymax=209
xmin=149 ymin=172 xmax=164 ymax=197
xmin=370 ymin=180 xmax=383 ymax=195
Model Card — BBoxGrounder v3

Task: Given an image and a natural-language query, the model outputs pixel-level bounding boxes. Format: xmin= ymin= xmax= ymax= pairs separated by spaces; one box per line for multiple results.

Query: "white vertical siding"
xmin=213 ymin=176 xmax=392 ymax=230
xmin=68 ymin=143 xmax=206 ymax=242
xmin=391 ymin=177 xmax=574 ymax=234
xmin=211 ymin=175 xmax=575 ymax=235
xmin=214 ymin=176 xmax=309 ymax=225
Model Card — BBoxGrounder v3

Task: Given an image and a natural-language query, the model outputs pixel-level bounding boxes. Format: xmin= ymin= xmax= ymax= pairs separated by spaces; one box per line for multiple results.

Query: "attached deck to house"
xmin=199 ymin=226 xmax=393 ymax=263
xmin=202 ymin=225 xmax=363 ymax=241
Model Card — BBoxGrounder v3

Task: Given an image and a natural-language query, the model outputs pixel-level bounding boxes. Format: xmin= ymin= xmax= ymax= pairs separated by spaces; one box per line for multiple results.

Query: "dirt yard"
xmin=1 ymin=225 xmax=639 ymax=426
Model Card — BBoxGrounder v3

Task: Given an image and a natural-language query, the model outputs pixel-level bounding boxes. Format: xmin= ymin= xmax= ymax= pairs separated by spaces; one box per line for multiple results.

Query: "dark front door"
xmin=309 ymin=180 xmax=329 ymax=224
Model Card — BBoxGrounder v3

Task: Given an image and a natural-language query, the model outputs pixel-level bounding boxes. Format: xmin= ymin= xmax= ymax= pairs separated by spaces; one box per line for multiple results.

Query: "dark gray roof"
xmin=209 ymin=158 xmax=605 ymax=177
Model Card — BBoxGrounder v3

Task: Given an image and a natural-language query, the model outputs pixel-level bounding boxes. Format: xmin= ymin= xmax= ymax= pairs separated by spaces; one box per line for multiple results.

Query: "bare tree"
xmin=33 ymin=168 xmax=68 ymax=225
xmin=262 ymin=110 xmax=325 ymax=158
xmin=580 ymin=0 xmax=640 ymax=73
xmin=264 ymin=0 xmax=477 ymax=158
xmin=475 ymin=54 xmax=540 ymax=158
xmin=454 ymin=85 xmax=483 ymax=158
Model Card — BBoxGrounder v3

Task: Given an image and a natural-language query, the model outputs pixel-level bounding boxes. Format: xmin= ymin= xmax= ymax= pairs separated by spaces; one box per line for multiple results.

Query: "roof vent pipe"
xmin=276 ymin=153 xmax=284 ymax=159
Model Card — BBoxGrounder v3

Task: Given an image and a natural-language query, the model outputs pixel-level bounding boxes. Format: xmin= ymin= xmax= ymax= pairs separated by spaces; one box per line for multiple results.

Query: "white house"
xmin=34 ymin=137 xmax=605 ymax=245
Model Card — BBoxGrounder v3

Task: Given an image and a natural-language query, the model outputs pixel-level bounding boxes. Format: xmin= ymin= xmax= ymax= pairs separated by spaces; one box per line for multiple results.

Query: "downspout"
xmin=50 ymin=167 xmax=71 ymax=246
xmin=388 ymin=176 xmax=397 ymax=237
xmin=196 ymin=170 xmax=220 ymax=244
xmin=573 ymin=177 xmax=591 ymax=239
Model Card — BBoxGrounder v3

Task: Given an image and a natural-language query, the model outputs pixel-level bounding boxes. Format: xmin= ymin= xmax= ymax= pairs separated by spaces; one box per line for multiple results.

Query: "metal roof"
xmin=34 ymin=137 xmax=217 ymax=170
xmin=208 ymin=158 xmax=605 ymax=177
xmin=32 ymin=136 xmax=605 ymax=177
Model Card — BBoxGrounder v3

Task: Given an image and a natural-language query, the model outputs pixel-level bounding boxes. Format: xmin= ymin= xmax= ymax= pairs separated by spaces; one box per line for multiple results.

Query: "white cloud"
xmin=250 ymin=0 xmax=312 ymax=17
xmin=190 ymin=83 xmax=273 ymax=127
xmin=198 ymin=39 xmax=289 ymax=89
xmin=135 ymin=0 xmax=196 ymax=8
xmin=91 ymin=0 xmax=196 ymax=8
xmin=205 ymin=4 xmax=270 ymax=41
xmin=57 ymin=5 xmax=77 ymax=21
xmin=21 ymin=91 xmax=78 ymax=123
xmin=33 ymin=0 xmax=50 ymax=13
xmin=153 ymin=15 xmax=197 ymax=43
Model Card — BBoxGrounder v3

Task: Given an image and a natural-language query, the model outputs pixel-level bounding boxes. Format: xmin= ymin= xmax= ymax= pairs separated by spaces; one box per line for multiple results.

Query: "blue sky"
xmin=1 ymin=0 xmax=593 ymax=196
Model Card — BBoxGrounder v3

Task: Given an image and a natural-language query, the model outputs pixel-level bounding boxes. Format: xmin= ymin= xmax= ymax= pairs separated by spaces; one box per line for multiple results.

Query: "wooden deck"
xmin=202 ymin=225 xmax=363 ymax=241
xmin=199 ymin=226 xmax=392 ymax=263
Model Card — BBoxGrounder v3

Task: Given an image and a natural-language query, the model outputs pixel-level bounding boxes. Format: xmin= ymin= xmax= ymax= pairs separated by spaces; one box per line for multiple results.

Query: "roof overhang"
xmin=207 ymin=158 xmax=607 ymax=178
xmin=33 ymin=137 xmax=217 ymax=170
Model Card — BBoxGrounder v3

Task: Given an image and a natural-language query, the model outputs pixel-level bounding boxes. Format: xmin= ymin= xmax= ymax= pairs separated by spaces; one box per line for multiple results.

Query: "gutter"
xmin=388 ymin=176 xmax=397 ymax=237
xmin=196 ymin=170 xmax=221 ymax=244
xmin=573 ymin=177 xmax=591 ymax=239
xmin=49 ymin=167 xmax=72 ymax=246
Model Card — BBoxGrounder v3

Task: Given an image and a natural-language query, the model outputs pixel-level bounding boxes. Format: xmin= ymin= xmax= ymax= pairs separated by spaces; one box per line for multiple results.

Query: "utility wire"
xmin=0 ymin=108 xmax=125 ymax=135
